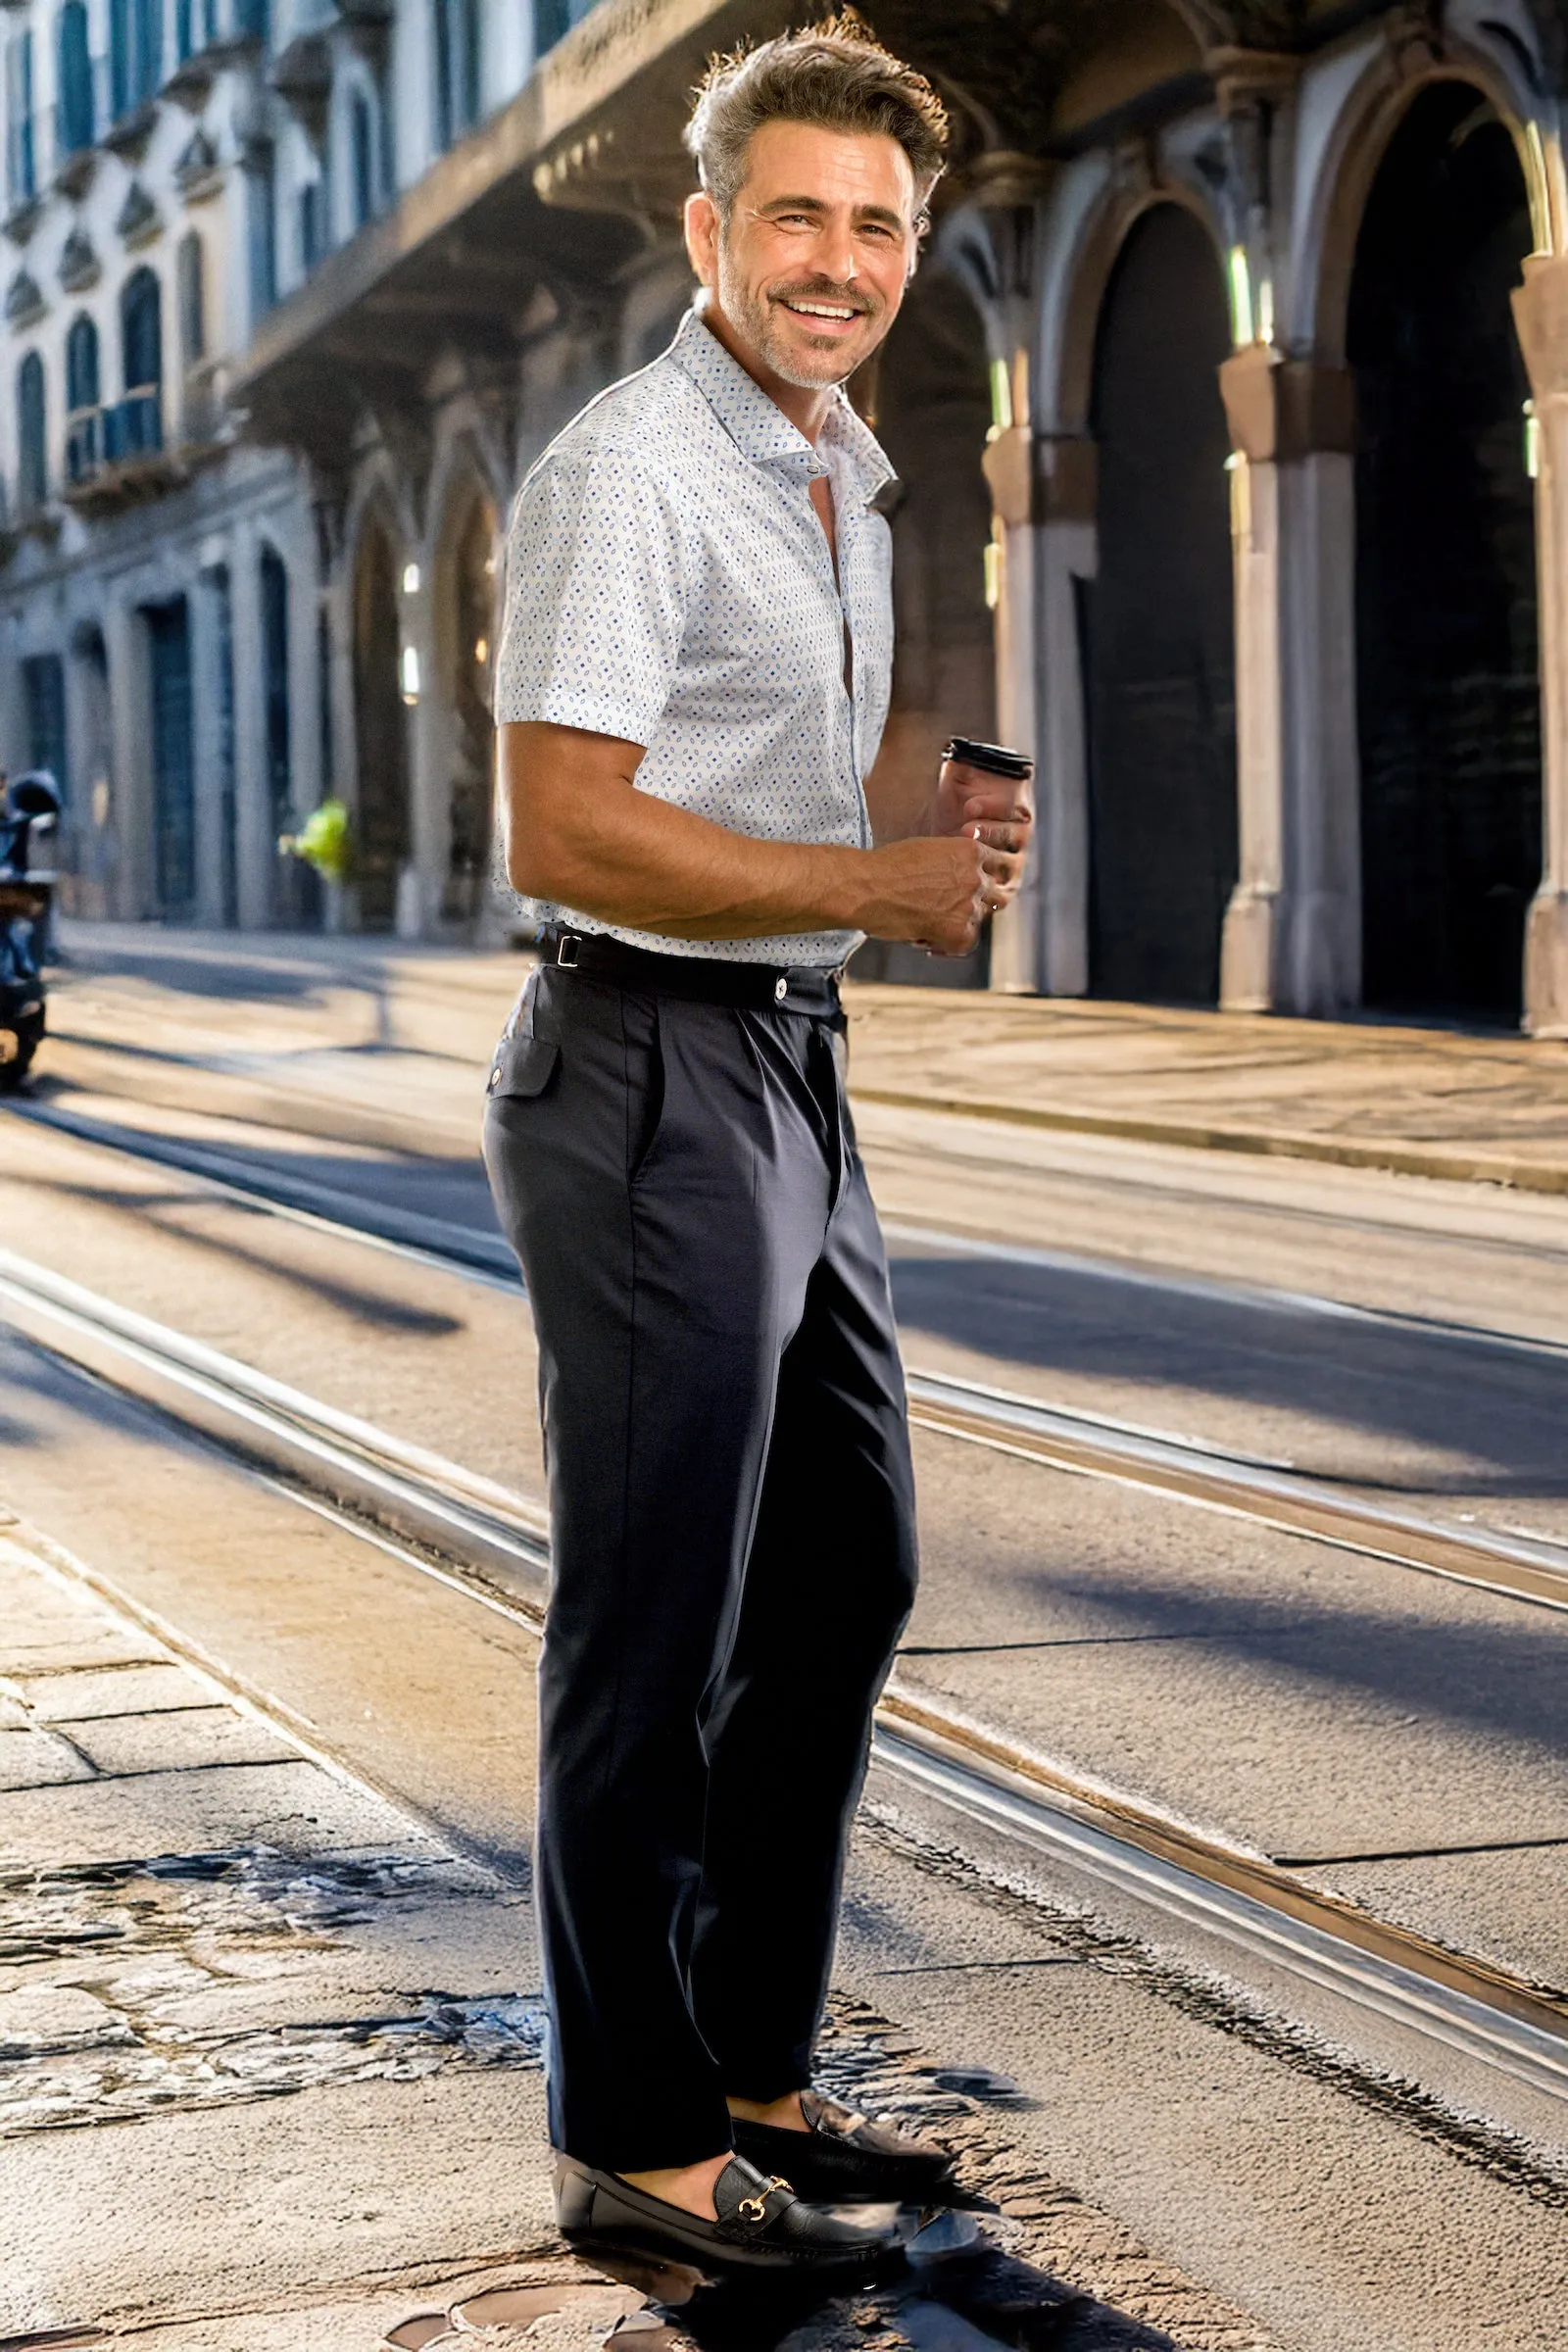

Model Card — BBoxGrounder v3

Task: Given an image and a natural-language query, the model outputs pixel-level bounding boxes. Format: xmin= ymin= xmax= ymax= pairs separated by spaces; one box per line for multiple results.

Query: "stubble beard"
xmin=715 ymin=237 xmax=886 ymax=391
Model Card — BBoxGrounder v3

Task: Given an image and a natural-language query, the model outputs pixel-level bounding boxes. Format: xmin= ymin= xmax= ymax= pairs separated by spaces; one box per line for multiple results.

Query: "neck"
xmin=699 ymin=296 xmax=838 ymax=445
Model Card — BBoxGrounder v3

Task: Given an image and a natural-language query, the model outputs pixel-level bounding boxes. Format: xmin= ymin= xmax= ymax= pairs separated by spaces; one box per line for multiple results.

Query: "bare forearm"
xmin=498 ymin=721 xmax=1012 ymax=956
xmin=503 ymin=750 xmax=867 ymax=940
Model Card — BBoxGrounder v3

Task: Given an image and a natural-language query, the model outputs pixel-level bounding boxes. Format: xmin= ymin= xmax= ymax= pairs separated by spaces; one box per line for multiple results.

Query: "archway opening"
xmin=1083 ymin=203 xmax=1237 ymax=1004
xmin=1348 ymin=83 xmax=1540 ymax=1022
xmin=352 ymin=516 xmax=411 ymax=930
xmin=436 ymin=481 xmax=498 ymax=925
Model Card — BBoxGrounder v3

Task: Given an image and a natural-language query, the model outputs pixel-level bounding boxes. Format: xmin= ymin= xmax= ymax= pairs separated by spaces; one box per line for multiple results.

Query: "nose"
xmin=815 ymin=212 xmax=858 ymax=285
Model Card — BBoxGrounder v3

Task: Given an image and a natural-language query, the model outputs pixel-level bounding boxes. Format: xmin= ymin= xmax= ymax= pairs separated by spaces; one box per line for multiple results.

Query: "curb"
xmin=848 ymin=1087 xmax=1568 ymax=1198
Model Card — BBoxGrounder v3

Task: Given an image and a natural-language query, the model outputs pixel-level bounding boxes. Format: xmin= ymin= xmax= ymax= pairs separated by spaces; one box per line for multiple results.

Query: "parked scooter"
xmin=0 ymin=768 xmax=62 ymax=1091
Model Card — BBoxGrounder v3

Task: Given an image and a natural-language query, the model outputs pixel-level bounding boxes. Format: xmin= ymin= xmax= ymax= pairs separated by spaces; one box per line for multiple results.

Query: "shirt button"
xmin=774 ymin=976 xmax=789 ymax=1003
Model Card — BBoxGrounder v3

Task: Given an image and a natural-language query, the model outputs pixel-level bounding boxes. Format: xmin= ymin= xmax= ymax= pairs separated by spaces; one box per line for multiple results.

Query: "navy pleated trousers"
xmin=482 ymin=959 xmax=918 ymax=2172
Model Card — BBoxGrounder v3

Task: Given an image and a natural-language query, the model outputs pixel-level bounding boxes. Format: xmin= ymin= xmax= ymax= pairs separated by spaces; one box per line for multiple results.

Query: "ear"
xmin=684 ymin=190 xmax=720 ymax=289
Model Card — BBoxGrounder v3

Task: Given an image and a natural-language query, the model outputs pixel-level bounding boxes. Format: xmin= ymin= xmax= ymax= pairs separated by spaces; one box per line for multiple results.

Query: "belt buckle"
xmin=556 ymin=933 xmax=581 ymax=969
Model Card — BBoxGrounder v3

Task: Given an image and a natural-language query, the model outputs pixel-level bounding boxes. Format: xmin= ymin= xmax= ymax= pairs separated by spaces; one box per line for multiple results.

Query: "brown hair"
xmin=684 ymin=13 xmax=949 ymax=225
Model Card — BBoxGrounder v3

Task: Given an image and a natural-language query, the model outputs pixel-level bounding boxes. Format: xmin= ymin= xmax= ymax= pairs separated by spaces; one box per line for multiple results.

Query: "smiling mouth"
xmin=777 ymin=297 xmax=865 ymax=326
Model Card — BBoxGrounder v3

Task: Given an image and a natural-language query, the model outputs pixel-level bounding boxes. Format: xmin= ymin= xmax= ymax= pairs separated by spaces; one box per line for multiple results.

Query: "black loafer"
xmin=731 ymin=2090 xmax=980 ymax=2208
xmin=554 ymin=2149 xmax=900 ymax=2277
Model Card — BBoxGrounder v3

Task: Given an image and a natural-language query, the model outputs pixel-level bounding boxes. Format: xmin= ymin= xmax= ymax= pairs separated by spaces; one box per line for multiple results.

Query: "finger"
xmin=962 ymin=792 xmax=1032 ymax=823
xmin=968 ymin=821 xmax=1029 ymax=854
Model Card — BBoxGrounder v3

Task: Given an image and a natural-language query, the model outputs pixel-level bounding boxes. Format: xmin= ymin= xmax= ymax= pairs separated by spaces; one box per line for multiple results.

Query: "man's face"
xmin=687 ymin=119 xmax=918 ymax=391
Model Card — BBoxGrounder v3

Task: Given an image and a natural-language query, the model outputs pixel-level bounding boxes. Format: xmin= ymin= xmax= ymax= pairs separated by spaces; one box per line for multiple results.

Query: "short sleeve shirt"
xmin=494 ymin=303 xmax=898 ymax=966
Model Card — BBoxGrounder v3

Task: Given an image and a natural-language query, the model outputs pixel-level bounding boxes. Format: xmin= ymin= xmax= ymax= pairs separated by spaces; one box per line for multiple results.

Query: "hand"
xmin=929 ymin=756 xmax=1035 ymax=861
xmin=855 ymin=833 xmax=1023 ymax=957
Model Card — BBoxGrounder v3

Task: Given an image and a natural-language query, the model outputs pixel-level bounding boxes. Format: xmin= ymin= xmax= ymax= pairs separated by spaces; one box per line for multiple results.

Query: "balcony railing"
xmin=102 ymin=387 xmax=163 ymax=460
xmin=66 ymin=405 xmax=101 ymax=484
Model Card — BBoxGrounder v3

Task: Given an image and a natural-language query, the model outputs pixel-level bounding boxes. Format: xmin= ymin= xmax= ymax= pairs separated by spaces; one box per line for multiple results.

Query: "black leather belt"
xmin=543 ymin=927 xmax=844 ymax=1014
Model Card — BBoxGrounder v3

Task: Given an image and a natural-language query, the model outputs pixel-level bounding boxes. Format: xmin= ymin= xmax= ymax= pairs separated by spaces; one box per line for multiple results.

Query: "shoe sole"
xmin=559 ymin=2220 xmax=893 ymax=2280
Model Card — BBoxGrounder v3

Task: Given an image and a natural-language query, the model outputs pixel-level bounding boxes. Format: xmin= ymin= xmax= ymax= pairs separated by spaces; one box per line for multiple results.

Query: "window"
xmin=534 ymin=0 xmax=594 ymax=59
xmin=17 ymin=351 xmax=46 ymax=512
xmin=298 ymin=178 xmax=323 ymax=273
xmin=248 ymin=143 xmax=276 ymax=315
xmin=110 ymin=0 xmax=159 ymax=116
xmin=350 ymin=86 xmax=373 ymax=230
xmin=65 ymin=313 xmax=99 ymax=479
xmin=57 ymin=2 xmax=93 ymax=156
xmin=118 ymin=265 xmax=162 ymax=454
xmin=6 ymin=31 xmax=35 ymax=208
xmin=121 ymin=265 xmax=161 ymax=394
xmin=66 ymin=312 xmax=99 ymax=410
xmin=176 ymin=230 xmax=204 ymax=367
xmin=23 ymin=653 xmax=67 ymax=801
xmin=434 ymin=0 xmax=480 ymax=148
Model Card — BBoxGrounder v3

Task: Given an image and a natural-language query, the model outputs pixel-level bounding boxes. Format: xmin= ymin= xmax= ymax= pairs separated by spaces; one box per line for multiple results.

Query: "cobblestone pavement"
xmin=0 ymin=1519 xmax=1279 ymax=2352
xmin=37 ymin=923 xmax=1568 ymax=1188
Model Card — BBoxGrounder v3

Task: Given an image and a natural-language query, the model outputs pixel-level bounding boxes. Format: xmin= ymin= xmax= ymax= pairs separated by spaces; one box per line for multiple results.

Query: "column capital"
xmin=981 ymin=427 xmax=1098 ymax=528
xmin=1512 ymin=254 xmax=1568 ymax=401
xmin=1219 ymin=348 xmax=1356 ymax=463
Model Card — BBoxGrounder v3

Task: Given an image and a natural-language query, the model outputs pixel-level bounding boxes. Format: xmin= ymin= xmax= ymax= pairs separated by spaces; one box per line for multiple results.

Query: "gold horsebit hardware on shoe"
xmin=737 ymin=2176 xmax=793 ymax=2223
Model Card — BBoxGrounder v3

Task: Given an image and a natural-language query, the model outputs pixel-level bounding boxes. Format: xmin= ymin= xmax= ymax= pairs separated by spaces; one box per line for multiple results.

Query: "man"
xmin=484 ymin=16 xmax=1034 ymax=2278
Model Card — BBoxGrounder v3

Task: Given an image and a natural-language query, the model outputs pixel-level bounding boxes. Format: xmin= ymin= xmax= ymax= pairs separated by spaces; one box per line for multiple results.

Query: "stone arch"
xmin=350 ymin=499 xmax=412 ymax=930
xmin=1291 ymin=35 xmax=1556 ymax=368
xmin=1041 ymin=167 xmax=1228 ymax=440
xmin=431 ymin=452 xmax=499 ymax=925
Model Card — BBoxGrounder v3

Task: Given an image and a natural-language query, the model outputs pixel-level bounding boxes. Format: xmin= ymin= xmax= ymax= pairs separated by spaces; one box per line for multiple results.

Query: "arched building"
xmin=5 ymin=0 xmax=1568 ymax=1030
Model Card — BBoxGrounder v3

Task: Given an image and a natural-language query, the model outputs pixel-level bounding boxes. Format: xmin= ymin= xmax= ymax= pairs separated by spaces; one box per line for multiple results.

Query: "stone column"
xmin=1513 ymin=254 xmax=1568 ymax=1037
xmin=982 ymin=426 xmax=1097 ymax=995
xmin=227 ymin=518 xmax=274 ymax=929
xmin=1217 ymin=347 xmax=1359 ymax=1014
xmin=400 ymin=563 xmax=442 ymax=939
xmin=187 ymin=556 xmax=228 ymax=929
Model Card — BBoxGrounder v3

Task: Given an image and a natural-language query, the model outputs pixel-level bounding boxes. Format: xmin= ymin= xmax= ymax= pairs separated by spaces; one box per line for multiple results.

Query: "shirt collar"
xmin=666 ymin=303 xmax=898 ymax=510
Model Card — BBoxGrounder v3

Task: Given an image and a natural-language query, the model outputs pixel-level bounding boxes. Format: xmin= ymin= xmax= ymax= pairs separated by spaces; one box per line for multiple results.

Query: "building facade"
xmin=4 ymin=0 xmax=1568 ymax=1033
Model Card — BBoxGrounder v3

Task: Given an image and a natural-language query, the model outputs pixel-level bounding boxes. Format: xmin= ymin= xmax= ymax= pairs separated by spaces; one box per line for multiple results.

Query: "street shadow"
xmin=17 ymin=1092 xmax=505 ymax=1239
xmin=888 ymin=1250 xmax=1568 ymax=1501
xmin=0 ymin=1170 xmax=466 ymax=1338
xmin=54 ymin=942 xmax=360 ymax=1004
xmin=952 ymin=1556 xmax=1568 ymax=1765
xmin=583 ymin=2233 xmax=1180 ymax=2350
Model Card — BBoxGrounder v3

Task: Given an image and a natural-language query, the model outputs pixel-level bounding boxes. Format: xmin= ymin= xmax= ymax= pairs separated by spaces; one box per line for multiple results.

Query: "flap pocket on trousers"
xmin=487 ymin=1035 xmax=561 ymax=1101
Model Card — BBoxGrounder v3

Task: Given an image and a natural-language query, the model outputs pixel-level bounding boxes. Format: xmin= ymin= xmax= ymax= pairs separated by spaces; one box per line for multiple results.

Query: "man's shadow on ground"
xmin=584 ymin=2228 xmax=1191 ymax=2349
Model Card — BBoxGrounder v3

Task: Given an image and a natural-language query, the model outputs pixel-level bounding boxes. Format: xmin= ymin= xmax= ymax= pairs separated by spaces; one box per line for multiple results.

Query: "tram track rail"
xmin=3 ymin=1239 xmax=1568 ymax=2117
xmin=9 ymin=1095 xmax=1568 ymax=1619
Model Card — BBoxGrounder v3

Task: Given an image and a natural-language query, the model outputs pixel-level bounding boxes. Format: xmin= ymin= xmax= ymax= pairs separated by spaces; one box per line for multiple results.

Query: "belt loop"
xmin=556 ymin=932 xmax=581 ymax=969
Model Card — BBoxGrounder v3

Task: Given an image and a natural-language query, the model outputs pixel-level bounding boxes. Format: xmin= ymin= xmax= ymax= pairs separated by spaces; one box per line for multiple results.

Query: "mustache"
xmin=768 ymin=277 xmax=879 ymax=317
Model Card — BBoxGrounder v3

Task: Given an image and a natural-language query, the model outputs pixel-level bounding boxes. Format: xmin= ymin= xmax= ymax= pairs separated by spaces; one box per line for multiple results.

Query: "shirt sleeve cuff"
xmin=494 ymin=687 xmax=662 ymax=746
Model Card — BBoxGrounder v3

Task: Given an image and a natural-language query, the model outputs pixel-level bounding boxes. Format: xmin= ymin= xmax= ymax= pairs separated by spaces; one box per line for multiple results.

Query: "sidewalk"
xmin=38 ymin=923 xmax=1568 ymax=1194
xmin=0 ymin=1510 xmax=1276 ymax=2352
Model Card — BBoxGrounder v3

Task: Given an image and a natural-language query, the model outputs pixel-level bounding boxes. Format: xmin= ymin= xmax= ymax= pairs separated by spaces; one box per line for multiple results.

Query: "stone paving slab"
xmin=44 ymin=922 xmax=1568 ymax=1194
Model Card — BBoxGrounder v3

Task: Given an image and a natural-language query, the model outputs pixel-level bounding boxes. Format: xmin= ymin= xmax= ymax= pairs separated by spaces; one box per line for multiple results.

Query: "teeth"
xmin=788 ymin=302 xmax=857 ymax=319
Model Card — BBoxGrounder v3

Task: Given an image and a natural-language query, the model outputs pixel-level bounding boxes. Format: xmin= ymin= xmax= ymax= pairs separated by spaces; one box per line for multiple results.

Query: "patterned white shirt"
xmin=494 ymin=302 xmax=897 ymax=965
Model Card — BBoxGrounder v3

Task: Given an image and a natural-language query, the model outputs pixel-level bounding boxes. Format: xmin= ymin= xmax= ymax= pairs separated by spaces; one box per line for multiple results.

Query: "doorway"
xmin=1083 ymin=203 xmax=1237 ymax=1004
xmin=146 ymin=598 xmax=195 ymax=919
xmin=352 ymin=518 xmax=411 ymax=930
xmin=1349 ymin=84 xmax=1540 ymax=1021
